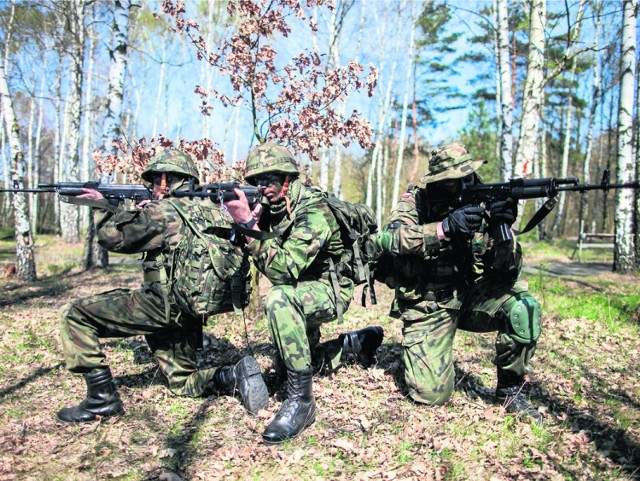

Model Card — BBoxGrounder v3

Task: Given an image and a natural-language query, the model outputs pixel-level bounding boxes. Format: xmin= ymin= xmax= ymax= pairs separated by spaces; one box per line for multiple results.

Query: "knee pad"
xmin=501 ymin=293 xmax=541 ymax=344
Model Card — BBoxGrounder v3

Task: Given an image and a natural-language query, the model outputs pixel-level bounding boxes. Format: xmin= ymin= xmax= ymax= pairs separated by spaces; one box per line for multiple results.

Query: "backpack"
xmin=320 ymin=191 xmax=379 ymax=317
xmin=168 ymin=200 xmax=251 ymax=317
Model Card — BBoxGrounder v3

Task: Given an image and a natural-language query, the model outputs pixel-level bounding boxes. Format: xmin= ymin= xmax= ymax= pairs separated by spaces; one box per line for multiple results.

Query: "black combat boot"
xmin=340 ymin=326 xmax=384 ymax=367
xmin=57 ymin=367 xmax=124 ymax=423
xmin=213 ymin=355 xmax=269 ymax=415
xmin=495 ymin=368 xmax=543 ymax=424
xmin=262 ymin=368 xmax=316 ymax=444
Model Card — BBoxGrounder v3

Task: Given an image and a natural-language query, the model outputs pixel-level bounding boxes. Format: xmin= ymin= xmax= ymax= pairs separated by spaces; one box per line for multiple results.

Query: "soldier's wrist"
xmin=438 ymin=220 xmax=449 ymax=240
xmin=237 ymin=217 xmax=257 ymax=230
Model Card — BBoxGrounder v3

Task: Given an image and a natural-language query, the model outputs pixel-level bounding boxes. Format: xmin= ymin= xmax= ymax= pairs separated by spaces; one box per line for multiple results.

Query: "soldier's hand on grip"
xmin=489 ymin=197 xmax=518 ymax=227
xmin=441 ymin=205 xmax=484 ymax=238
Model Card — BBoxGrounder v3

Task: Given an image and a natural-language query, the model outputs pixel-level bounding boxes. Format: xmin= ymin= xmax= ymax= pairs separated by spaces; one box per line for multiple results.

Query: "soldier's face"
xmin=428 ymin=174 xmax=473 ymax=198
xmin=255 ymin=173 xmax=287 ymax=203
xmin=152 ymin=174 xmax=181 ymax=199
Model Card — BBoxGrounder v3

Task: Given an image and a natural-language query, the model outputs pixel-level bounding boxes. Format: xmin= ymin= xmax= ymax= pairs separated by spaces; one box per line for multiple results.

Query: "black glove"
xmin=489 ymin=197 xmax=518 ymax=227
xmin=441 ymin=205 xmax=485 ymax=238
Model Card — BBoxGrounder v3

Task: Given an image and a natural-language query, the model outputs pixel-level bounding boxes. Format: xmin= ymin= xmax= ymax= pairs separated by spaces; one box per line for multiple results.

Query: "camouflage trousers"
xmin=265 ymin=280 xmax=352 ymax=372
xmin=400 ymin=279 xmax=539 ymax=405
xmin=59 ymin=282 xmax=216 ymax=397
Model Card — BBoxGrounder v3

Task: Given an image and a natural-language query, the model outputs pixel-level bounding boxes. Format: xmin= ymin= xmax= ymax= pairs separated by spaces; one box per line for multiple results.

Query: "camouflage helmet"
xmin=141 ymin=149 xmax=200 ymax=184
xmin=420 ymin=142 xmax=485 ymax=184
xmin=244 ymin=142 xmax=299 ymax=183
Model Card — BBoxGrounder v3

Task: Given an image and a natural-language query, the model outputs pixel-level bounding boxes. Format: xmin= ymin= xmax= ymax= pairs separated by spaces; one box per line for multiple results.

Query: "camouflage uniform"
xmin=228 ymin=142 xmax=383 ymax=443
xmin=59 ymin=151 xmax=237 ymax=397
xmin=245 ymin=184 xmax=354 ymax=372
xmin=378 ymin=143 xmax=541 ymax=406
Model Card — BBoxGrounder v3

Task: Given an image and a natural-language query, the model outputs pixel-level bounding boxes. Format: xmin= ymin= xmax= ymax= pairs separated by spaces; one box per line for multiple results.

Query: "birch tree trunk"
xmin=1 ymin=110 xmax=8 ymax=217
xmin=318 ymin=4 xmax=340 ymax=191
xmin=514 ymin=0 xmax=546 ymax=180
xmin=0 ymin=62 xmax=36 ymax=281
xmin=549 ymin=61 xmax=578 ymax=238
xmin=60 ymin=1 xmax=86 ymax=244
xmin=366 ymin=2 xmax=400 ymax=227
xmin=80 ymin=7 xmax=96 ymax=233
xmin=492 ymin=0 xmax=503 ymax=166
xmin=32 ymin=54 xmax=48 ymax=235
xmin=391 ymin=0 xmax=416 ymax=208
xmin=579 ymin=3 xmax=602 ymax=240
xmin=613 ymin=0 xmax=637 ymax=273
xmin=1 ymin=6 xmax=13 ymax=221
xmin=535 ymin=112 xmax=547 ymax=239
xmin=84 ymin=0 xmax=132 ymax=269
xmin=497 ymin=0 xmax=513 ymax=181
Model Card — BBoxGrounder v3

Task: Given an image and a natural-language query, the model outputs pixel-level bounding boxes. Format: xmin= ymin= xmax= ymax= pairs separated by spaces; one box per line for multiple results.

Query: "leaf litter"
xmin=0 ymin=256 xmax=639 ymax=480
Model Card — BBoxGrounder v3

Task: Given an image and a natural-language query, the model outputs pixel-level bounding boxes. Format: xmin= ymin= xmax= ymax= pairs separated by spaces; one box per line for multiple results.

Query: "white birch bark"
xmin=1 ymin=109 xmax=8 ymax=214
xmin=318 ymin=4 xmax=338 ymax=191
xmin=0 ymin=61 xmax=36 ymax=280
xmin=59 ymin=1 xmax=85 ymax=243
xmin=391 ymin=0 xmax=416 ymax=208
xmin=513 ymin=0 xmax=546 ymax=179
xmin=1 ymin=6 xmax=12 ymax=218
xmin=32 ymin=54 xmax=48 ymax=235
xmin=497 ymin=0 xmax=513 ymax=180
xmin=579 ymin=3 xmax=601 ymax=239
xmin=80 ymin=7 xmax=96 ymax=232
xmin=613 ymin=0 xmax=637 ymax=272
xmin=26 ymin=96 xmax=35 ymax=223
xmin=366 ymin=2 xmax=400 ymax=227
xmin=549 ymin=60 xmax=578 ymax=238
xmin=85 ymin=0 xmax=132 ymax=269
xmin=492 ymin=0 xmax=502 ymax=166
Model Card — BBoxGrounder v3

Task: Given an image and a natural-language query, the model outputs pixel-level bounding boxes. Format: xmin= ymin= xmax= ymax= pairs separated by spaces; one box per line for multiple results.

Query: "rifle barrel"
xmin=0 ymin=188 xmax=57 ymax=193
xmin=557 ymin=181 xmax=640 ymax=193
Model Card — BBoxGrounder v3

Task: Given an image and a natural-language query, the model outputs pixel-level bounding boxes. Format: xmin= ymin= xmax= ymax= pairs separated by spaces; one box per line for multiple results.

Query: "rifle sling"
xmin=232 ymin=221 xmax=292 ymax=240
xmin=515 ymin=196 xmax=558 ymax=236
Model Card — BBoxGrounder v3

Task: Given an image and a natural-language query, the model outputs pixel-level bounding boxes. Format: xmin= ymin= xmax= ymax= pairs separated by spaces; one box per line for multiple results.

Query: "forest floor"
xmin=1 ymin=235 xmax=640 ymax=480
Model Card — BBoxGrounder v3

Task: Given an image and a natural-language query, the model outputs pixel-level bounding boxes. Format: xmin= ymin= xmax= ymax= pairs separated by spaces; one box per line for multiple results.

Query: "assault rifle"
xmin=0 ymin=180 xmax=151 ymax=206
xmin=1 ymin=180 xmax=262 ymax=206
xmin=435 ymin=170 xmax=640 ymax=243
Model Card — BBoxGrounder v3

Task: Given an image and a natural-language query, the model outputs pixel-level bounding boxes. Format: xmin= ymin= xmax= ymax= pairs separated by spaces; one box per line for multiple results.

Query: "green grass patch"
xmin=527 ymin=273 xmax=640 ymax=331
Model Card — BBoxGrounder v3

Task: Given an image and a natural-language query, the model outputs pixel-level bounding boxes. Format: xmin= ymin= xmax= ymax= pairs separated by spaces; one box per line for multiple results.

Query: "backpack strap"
xmin=328 ymin=257 xmax=344 ymax=324
xmin=169 ymin=200 xmax=245 ymax=316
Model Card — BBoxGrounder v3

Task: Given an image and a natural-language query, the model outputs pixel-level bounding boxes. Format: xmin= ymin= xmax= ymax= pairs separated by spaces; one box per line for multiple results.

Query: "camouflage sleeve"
xmin=95 ymin=201 xmax=174 ymax=254
xmin=379 ymin=192 xmax=443 ymax=259
xmin=246 ymin=205 xmax=334 ymax=285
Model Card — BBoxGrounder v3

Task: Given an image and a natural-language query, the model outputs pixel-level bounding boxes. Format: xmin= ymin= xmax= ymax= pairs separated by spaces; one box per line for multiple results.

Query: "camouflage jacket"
xmin=381 ymin=186 xmax=522 ymax=303
xmin=246 ymin=185 xmax=354 ymax=295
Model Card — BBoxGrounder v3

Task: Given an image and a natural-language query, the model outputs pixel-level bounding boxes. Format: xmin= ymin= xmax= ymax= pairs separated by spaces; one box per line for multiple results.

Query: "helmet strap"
xmin=282 ymin=175 xmax=291 ymax=215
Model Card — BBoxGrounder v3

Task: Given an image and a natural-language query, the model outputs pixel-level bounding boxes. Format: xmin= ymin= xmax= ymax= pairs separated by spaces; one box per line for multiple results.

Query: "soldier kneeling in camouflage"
xmin=57 ymin=149 xmax=269 ymax=423
xmin=226 ymin=143 xmax=384 ymax=444
xmin=377 ymin=142 xmax=543 ymax=423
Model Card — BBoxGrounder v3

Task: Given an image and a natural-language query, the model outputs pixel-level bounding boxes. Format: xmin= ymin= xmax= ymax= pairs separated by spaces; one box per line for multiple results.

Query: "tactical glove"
xmin=489 ymin=197 xmax=518 ymax=227
xmin=441 ymin=205 xmax=484 ymax=238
